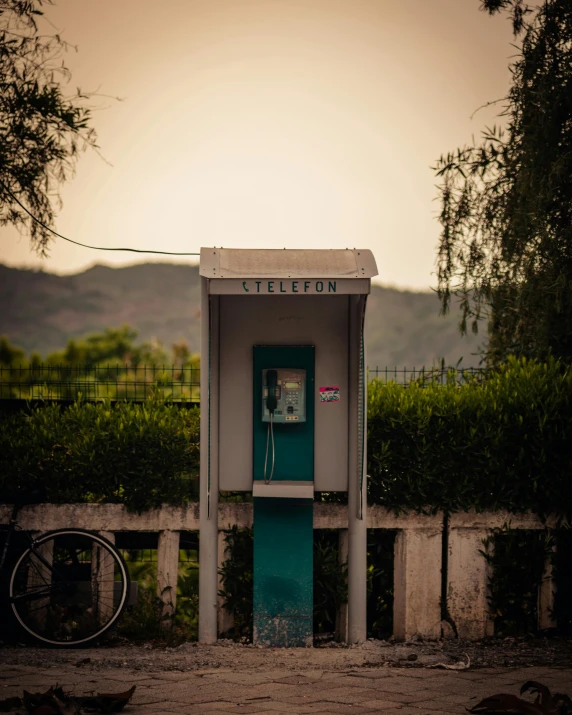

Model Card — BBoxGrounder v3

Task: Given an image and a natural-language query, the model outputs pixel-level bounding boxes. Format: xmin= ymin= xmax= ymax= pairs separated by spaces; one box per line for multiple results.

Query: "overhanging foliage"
xmin=0 ymin=0 xmax=97 ymax=253
xmin=434 ymin=0 xmax=572 ymax=363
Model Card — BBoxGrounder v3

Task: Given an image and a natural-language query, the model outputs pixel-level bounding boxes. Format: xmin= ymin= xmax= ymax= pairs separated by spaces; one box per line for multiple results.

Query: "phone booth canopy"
xmin=198 ymin=248 xmax=378 ymax=646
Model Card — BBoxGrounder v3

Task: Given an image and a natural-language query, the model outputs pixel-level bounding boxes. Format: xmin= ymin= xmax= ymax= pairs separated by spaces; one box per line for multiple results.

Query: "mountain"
xmin=0 ymin=263 xmax=483 ymax=367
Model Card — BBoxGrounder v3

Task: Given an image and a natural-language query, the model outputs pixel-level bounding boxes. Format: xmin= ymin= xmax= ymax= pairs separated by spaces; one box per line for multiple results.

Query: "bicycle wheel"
xmin=9 ymin=529 xmax=130 ymax=647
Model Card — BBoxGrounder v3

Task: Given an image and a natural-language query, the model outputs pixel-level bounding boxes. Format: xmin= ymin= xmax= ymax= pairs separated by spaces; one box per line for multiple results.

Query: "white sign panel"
xmin=208 ymin=278 xmax=371 ymax=295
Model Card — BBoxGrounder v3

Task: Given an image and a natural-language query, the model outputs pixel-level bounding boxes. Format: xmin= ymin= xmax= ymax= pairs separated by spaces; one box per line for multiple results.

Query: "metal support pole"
xmin=348 ymin=477 xmax=367 ymax=643
xmin=199 ymin=280 xmax=220 ymax=643
xmin=347 ymin=295 xmax=367 ymax=644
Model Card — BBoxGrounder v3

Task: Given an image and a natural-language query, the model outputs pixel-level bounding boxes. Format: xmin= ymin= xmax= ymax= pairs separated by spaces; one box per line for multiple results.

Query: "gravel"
xmin=1 ymin=635 xmax=571 ymax=673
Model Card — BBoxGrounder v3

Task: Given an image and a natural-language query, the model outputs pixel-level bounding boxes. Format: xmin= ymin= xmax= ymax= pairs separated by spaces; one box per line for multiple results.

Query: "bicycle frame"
xmin=0 ymin=505 xmax=67 ymax=606
xmin=0 ymin=504 xmax=26 ymax=574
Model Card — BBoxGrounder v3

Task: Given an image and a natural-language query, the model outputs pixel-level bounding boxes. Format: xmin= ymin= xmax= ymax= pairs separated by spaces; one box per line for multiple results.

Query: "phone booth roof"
xmin=199 ymin=248 xmax=377 ymax=281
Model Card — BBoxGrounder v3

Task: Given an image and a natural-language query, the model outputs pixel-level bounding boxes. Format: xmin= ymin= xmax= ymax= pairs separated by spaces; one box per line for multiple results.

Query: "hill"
xmin=0 ymin=263 xmax=483 ymax=367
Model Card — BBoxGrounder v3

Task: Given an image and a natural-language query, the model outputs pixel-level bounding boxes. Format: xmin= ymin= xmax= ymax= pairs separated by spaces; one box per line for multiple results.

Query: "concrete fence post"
xmin=93 ymin=531 xmax=116 ymax=623
xmin=157 ymin=530 xmax=180 ymax=619
xmin=393 ymin=516 xmax=442 ymax=641
xmin=99 ymin=531 xmax=115 ymax=544
xmin=27 ymin=533 xmax=53 ymax=631
xmin=447 ymin=517 xmax=493 ymax=639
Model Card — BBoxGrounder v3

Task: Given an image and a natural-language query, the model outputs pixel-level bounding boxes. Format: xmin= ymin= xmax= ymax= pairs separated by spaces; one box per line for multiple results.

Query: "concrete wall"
xmin=0 ymin=503 xmax=558 ymax=641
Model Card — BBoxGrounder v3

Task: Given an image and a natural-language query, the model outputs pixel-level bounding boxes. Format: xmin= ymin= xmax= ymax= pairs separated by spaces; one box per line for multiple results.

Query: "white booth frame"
xmin=198 ymin=249 xmax=377 ymax=644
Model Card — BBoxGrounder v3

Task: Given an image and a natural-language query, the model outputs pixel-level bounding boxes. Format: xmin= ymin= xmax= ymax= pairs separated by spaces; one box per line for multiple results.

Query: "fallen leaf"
xmin=468 ymin=693 xmax=546 ymax=714
xmin=468 ymin=680 xmax=570 ymax=714
xmin=0 ymin=697 xmax=22 ymax=712
xmin=430 ymin=653 xmax=471 ymax=670
xmin=75 ymin=686 xmax=136 ymax=714
xmin=29 ymin=707 xmax=59 ymax=715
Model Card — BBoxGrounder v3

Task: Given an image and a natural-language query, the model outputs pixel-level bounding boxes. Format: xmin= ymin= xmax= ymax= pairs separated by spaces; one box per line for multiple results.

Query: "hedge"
xmin=368 ymin=356 xmax=572 ymax=516
xmin=1 ymin=357 xmax=571 ymax=516
xmin=0 ymin=401 xmax=199 ymax=512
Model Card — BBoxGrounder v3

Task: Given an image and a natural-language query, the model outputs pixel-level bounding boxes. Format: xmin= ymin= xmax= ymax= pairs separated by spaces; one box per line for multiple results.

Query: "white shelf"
xmin=252 ymin=481 xmax=314 ymax=499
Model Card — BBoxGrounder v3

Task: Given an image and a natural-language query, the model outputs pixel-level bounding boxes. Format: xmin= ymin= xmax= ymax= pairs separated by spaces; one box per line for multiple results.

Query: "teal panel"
xmin=253 ymin=497 xmax=313 ymax=647
xmin=253 ymin=345 xmax=314 ymax=482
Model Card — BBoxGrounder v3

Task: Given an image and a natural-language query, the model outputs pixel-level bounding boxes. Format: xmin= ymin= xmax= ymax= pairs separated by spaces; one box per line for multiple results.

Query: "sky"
xmin=0 ymin=0 xmax=516 ymax=290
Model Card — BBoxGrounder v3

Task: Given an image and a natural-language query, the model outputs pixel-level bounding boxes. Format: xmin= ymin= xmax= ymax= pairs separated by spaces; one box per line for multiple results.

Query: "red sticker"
xmin=319 ymin=386 xmax=340 ymax=403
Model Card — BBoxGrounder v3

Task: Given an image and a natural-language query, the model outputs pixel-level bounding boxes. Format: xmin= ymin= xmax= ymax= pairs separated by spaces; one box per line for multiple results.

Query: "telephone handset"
xmin=262 ymin=368 xmax=307 ymax=483
xmin=265 ymin=370 xmax=278 ymax=414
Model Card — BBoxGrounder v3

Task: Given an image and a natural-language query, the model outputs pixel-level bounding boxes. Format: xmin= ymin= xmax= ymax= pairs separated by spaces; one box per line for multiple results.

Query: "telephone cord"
xmin=264 ymin=412 xmax=275 ymax=484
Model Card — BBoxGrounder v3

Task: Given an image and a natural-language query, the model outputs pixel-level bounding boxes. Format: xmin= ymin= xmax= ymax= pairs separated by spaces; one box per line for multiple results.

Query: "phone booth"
xmin=198 ymin=248 xmax=378 ymax=647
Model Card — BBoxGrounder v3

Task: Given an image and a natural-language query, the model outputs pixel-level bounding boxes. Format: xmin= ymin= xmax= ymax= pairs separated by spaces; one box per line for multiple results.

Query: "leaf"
xmin=430 ymin=653 xmax=470 ymax=670
xmin=468 ymin=693 xmax=545 ymax=714
xmin=22 ymin=688 xmax=80 ymax=715
xmin=0 ymin=697 xmax=22 ymax=713
xmin=75 ymin=685 xmax=136 ymax=713
xmin=520 ymin=681 xmax=555 ymax=707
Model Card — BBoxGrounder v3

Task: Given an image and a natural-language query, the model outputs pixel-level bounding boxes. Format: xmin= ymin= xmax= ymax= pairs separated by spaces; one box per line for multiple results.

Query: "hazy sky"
xmin=1 ymin=0 xmax=516 ymax=290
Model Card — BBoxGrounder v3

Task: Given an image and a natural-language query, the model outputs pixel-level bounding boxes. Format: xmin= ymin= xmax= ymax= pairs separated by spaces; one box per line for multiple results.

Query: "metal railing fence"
xmin=0 ymin=363 xmax=200 ymax=401
xmin=367 ymin=365 xmax=487 ymax=386
xmin=0 ymin=363 xmax=487 ymax=402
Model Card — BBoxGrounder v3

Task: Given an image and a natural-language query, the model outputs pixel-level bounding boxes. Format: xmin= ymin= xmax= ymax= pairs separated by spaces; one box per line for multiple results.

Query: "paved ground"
xmin=1 ymin=643 xmax=571 ymax=714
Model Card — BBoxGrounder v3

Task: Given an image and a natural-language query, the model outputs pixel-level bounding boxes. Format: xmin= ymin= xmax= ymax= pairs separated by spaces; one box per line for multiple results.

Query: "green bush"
xmin=116 ymin=589 xmax=198 ymax=645
xmin=0 ymin=400 xmax=199 ymax=512
xmin=367 ymin=529 xmax=395 ymax=638
xmin=482 ymin=525 xmax=552 ymax=636
xmin=368 ymin=356 xmax=572 ymax=516
xmin=554 ymin=529 xmax=572 ymax=634
xmin=2 ymin=357 xmax=571 ymax=516
xmin=313 ymin=530 xmax=347 ymax=634
xmin=218 ymin=526 xmax=254 ymax=640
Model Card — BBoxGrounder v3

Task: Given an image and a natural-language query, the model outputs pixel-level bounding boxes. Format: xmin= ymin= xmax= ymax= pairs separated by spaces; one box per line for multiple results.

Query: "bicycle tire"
xmin=9 ymin=528 xmax=130 ymax=647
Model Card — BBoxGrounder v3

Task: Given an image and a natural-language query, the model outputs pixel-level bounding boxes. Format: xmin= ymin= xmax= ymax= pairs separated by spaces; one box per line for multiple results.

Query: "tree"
xmin=0 ymin=0 xmax=96 ymax=255
xmin=0 ymin=335 xmax=25 ymax=364
xmin=434 ymin=0 xmax=572 ymax=364
xmin=50 ymin=326 xmax=139 ymax=365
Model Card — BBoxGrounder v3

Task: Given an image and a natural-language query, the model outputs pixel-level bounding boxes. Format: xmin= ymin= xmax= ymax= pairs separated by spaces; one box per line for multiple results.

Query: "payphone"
xmin=262 ymin=368 xmax=307 ymax=483
xmin=262 ymin=368 xmax=307 ymax=423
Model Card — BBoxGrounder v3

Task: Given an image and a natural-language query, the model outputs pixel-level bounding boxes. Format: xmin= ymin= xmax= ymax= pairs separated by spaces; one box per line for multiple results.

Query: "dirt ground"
xmin=1 ymin=635 xmax=571 ymax=673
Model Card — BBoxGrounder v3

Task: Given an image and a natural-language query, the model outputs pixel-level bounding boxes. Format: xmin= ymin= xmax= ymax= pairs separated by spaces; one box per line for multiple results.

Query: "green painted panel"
xmin=252 ymin=345 xmax=314 ymax=482
xmin=252 ymin=346 xmax=315 ymax=646
xmin=253 ymin=497 xmax=313 ymax=647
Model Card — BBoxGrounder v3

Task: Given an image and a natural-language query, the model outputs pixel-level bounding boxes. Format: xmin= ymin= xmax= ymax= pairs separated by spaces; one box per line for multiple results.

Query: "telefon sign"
xmin=242 ymin=280 xmax=337 ymax=294
xmin=208 ymin=277 xmax=371 ymax=294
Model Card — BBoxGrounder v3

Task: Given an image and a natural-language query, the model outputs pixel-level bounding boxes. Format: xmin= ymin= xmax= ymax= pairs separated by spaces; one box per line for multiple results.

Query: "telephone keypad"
xmin=263 ymin=370 xmax=306 ymax=423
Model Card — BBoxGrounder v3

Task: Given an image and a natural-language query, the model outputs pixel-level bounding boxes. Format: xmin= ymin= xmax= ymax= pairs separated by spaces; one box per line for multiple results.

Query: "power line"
xmin=2 ymin=184 xmax=200 ymax=256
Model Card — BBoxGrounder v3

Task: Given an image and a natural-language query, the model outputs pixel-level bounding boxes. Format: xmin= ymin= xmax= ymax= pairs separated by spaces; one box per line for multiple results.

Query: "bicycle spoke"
xmin=10 ymin=530 xmax=129 ymax=646
xmin=23 ymin=541 xmax=53 ymax=631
